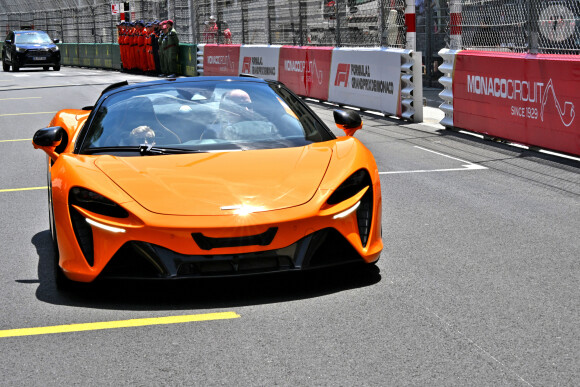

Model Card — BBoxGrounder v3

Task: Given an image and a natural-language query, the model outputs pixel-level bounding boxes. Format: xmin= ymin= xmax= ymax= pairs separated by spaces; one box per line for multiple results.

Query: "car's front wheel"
xmin=53 ymin=64 xmax=61 ymax=71
xmin=2 ymin=56 xmax=9 ymax=72
xmin=12 ymin=64 xmax=19 ymax=72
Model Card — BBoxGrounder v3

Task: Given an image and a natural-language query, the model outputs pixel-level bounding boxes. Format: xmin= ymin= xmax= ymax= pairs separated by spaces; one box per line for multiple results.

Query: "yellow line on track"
xmin=0 ymin=186 xmax=47 ymax=193
xmin=0 ymin=138 xmax=32 ymax=142
xmin=0 ymin=312 xmax=241 ymax=338
xmin=0 ymin=111 xmax=56 ymax=117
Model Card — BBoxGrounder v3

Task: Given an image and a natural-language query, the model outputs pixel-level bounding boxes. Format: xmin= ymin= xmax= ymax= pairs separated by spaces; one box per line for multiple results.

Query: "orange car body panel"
xmin=37 ymin=109 xmax=383 ymax=282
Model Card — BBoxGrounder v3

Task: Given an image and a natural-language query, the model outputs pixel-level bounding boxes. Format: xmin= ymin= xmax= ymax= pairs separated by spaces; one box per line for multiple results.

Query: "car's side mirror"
xmin=32 ymin=126 xmax=66 ymax=161
xmin=5 ymin=39 xmax=12 ymax=45
xmin=333 ymin=109 xmax=363 ymax=136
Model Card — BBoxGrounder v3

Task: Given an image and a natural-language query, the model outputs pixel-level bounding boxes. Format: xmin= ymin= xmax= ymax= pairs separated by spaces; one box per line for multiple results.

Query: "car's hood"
xmin=95 ymin=146 xmax=333 ymax=216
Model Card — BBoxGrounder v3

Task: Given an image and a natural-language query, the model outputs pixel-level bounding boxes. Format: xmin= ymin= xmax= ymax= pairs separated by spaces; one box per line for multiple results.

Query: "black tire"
xmin=12 ymin=64 xmax=19 ymax=72
xmin=2 ymin=58 xmax=9 ymax=72
xmin=43 ymin=66 xmax=49 ymax=71
xmin=53 ymin=64 xmax=61 ymax=71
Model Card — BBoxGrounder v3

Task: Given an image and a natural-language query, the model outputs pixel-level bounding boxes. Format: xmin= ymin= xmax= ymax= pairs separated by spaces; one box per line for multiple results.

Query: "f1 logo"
xmin=334 ymin=63 xmax=350 ymax=87
xmin=242 ymin=57 xmax=252 ymax=74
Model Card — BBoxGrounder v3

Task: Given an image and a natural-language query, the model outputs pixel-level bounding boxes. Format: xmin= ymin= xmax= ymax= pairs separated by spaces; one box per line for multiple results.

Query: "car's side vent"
xmin=327 ymin=169 xmax=374 ymax=247
xmin=69 ymin=206 xmax=95 ymax=266
xmin=357 ymin=188 xmax=373 ymax=247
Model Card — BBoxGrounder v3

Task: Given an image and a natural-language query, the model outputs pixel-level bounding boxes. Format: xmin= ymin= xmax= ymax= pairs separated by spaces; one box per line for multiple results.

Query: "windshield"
xmin=79 ymin=80 xmax=334 ymax=154
xmin=14 ymin=31 xmax=53 ymax=44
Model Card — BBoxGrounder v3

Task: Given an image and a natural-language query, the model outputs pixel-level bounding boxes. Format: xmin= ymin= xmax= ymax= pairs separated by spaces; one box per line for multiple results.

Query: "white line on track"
xmin=380 ymin=146 xmax=487 ymax=175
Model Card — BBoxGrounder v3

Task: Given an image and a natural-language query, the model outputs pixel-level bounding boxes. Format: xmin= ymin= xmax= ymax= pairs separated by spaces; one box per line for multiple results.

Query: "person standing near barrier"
xmin=144 ymin=23 xmax=154 ymax=74
xmin=127 ymin=22 xmax=138 ymax=71
xmin=162 ymin=20 xmax=179 ymax=78
xmin=116 ymin=23 xmax=126 ymax=70
xmin=158 ymin=20 xmax=168 ymax=76
xmin=223 ymin=21 xmax=232 ymax=44
xmin=149 ymin=21 xmax=161 ymax=75
xmin=135 ymin=21 xmax=147 ymax=72
xmin=121 ymin=22 xmax=131 ymax=70
xmin=204 ymin=16 xmax=218 ymax=43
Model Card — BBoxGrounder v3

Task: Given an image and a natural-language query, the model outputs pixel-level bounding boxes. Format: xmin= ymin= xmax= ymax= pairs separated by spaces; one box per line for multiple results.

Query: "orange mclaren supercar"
xmin=33 ymin=76 xmax=382 ymax=287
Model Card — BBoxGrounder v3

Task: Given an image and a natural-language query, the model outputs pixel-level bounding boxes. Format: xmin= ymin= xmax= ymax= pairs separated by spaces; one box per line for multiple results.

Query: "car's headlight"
xmin=327 ymin=169 xmax=370 ymax=205
xmin=51 ymin=46 xmax=59 ymax=52
xmin=69 ymin=187 xmax=129 ymax=218
xmin=15 ymin=47 xmax=25 ymax=53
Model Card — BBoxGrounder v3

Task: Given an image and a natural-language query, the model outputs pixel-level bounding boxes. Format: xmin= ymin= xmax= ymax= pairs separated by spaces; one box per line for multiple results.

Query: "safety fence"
xmin=439 ymin=0 xmax=580 ymax=157
xmin=0 ymin=1 xmax=410 ymax=48
xmin=447 ymin=0 xmax=580 ymax=54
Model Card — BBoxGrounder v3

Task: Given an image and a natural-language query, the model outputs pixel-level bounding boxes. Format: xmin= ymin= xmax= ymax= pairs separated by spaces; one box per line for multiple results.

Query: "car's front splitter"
xmin=99 ymin=228 xmax=367 ymax=279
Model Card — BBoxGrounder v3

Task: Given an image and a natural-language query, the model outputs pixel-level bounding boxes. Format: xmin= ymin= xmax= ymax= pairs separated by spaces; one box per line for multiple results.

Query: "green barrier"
xmin=179 ymin=44 xmax=198 ymax=77
xmin=55 ymin=43 xmax=196 ymax=76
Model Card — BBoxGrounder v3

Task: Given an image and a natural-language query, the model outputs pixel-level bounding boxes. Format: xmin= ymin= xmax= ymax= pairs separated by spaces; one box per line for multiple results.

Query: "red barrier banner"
xmin=454 ymin=51 xmax=579 ymax=156
xmin=278 ymin=46 xmax=333 ymax=100
xmin=202 ymin=44 xmax=241 ymax=76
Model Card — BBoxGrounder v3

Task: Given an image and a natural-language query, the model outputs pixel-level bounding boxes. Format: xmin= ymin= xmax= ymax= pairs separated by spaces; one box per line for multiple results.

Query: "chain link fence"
xmin=2 ymin=1 xmax=577 ymax=70
xmin=450 ymin=0 xmax=580 ymax=54
xmin=0 ymin=0 xmax=409 ymax=48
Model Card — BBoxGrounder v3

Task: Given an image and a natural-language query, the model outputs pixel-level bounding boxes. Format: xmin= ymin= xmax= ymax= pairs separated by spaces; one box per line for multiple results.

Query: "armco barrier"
xmin=57 ymin=43 xmax=197 ymax=76
xmin=200 ymin=44 xmax=423 ymax=122
xmin=438 ymin=49 xmax=580 ymax=156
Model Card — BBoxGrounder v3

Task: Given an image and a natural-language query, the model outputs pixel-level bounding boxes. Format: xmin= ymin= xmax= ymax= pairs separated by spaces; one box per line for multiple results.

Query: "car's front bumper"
xmin=14 ymin=50 xmax=60 ymax=67
xmin=99 ymin=228 xmax=369 ymax=279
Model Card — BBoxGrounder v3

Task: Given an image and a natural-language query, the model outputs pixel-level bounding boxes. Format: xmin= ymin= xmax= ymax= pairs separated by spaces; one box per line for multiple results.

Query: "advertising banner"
xmin=328 ymin=48 xmax=401 ymax=116
xmin=454 ymin=51 xmax=579 ymax=156
xmin=202 ymin=44 xmax=241 ymax=76
xmin=239 ymin=45 xmax=281 ymax=81
xmin=278 ymin=46 xmax=333 ymax=101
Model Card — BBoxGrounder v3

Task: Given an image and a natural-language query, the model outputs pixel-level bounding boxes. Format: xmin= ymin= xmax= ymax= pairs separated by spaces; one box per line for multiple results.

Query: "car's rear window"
xmin=80 ymin=80 xmax=334 ymax=154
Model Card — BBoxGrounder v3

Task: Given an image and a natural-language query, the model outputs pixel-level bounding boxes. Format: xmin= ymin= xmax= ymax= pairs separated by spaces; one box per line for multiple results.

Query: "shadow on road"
xmin=28 ymin=230 xmax=381 ymax=311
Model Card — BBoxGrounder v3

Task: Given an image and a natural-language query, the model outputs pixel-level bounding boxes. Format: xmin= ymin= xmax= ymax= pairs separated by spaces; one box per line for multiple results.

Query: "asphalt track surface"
xmin=0 ymin=66 xmax=578 ymax=386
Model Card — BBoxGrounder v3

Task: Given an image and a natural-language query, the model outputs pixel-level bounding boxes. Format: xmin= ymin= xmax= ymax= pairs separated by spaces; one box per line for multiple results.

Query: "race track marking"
xmin=0 ymin=138 xmax=32 ymax=142
xmin=0 ymin=111 xmax=57 ymax=117
xmin=380 ymin=146 xmax=487 ymax=175
xmin=0 ymin=97 xmax=42 ymax=101
xmin=0 ymin=186 xmax=47 ymax=193
xmin=0 ymin=312 xmax=241 ymax=338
